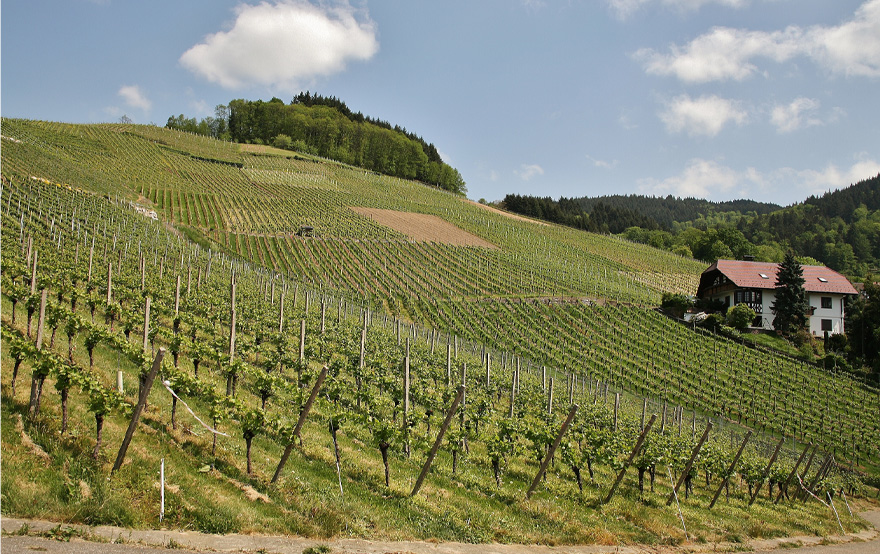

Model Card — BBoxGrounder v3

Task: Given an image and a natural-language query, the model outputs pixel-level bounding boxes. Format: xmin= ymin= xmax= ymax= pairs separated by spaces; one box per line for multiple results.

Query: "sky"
xmin=2 ymin=0 xmax=879 ymax=207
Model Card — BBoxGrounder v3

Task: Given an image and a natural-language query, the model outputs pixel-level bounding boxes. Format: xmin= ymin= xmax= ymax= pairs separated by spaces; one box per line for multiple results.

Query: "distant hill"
xmin=501 ymin=175 xmax=880 ymax=279
xmin=574 ymin=195 xmax=781 ymax=229
xmin=501 ymin=194 xmax=659 ymax=234
xmin=740 ymin=173 xmax=880 ymax=276
xmin=802 ymin=173 xmax=880 ymax=223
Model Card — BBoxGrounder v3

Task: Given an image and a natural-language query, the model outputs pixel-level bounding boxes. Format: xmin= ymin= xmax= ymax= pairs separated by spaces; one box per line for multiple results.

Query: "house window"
xmin=821 ymin=319 xmax=833 ymax=332
xmin=821 ymin=297 xmax=832 ymax=309
xmin=734 ymin=290 xmax=762 ymax=309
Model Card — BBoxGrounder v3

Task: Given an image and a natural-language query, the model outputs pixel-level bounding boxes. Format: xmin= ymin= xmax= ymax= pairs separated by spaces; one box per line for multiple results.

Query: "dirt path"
xmin=2 ymin=513 xmax=879 ymax=554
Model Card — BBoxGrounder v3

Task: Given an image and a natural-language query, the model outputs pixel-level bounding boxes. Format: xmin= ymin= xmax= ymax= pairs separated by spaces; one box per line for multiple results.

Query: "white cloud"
xmin=639 ymin=158 xmax=743 ymax=198
xmin=638 ymin=156 xmax=880 ymax=201
xmin=790 ymin=157 xmax=880 ymax=197
xmin=516 ymin=164 xmax=545 ymax=180
xmin=659 ymin=94 xmax=747 ymax=136
xmin=634 ymin=0 xmax=880 ymax=82
xmin=118 ymin=85 xmax=151 ymax=111
xmin=770 ymin=97 xmax=821 ymax=133
xmin=608 ymin=0 xmax=748 ymax=20
xmin=634 ymin=26 xmax=803 ymax=83
xmin=180 ymin=0 xmax=379 ymax=91
xmin=807 ymin=0 xmax=880 ymax=78
xmin=522 ymin=0 xmax=547 ymax=10
xmin=618 ymin=109 xmax=639 ymax=130
xmin=586 ymin=154 xmax=619 ymax=169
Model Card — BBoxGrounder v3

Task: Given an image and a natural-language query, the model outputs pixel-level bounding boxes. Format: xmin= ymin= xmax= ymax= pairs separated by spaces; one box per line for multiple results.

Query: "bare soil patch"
xmin=351 ymin=207 xmax=496 ymax=248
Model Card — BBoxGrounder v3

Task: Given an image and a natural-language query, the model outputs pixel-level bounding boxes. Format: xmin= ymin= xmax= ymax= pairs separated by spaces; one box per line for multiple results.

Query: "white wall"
xmin=808 ymin=293 xmax=845 ymax=335
xmin=709 ymin=290 xmax=846 ymax=334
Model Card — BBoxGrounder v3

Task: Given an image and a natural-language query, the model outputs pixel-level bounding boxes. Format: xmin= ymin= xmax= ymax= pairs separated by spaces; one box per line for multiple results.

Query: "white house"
xmin=696 ymin=259 xmax=858 ymax=335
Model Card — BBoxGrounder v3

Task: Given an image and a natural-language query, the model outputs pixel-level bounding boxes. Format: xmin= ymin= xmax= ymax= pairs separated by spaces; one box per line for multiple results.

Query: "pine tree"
xmin=772 ymin=253 xmax=810 ymax=336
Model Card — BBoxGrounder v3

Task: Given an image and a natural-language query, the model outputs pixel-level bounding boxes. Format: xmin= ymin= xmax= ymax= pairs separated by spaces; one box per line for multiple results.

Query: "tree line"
xmin=575 ymin=194 xmax=781 ymax=229
xmin=166 ymin=94 xmax=466 ymax=195
xmin=503 ymin=175 xmax=880 ymax=281
xmin=502 ymin=195 xmax=657 ymax=234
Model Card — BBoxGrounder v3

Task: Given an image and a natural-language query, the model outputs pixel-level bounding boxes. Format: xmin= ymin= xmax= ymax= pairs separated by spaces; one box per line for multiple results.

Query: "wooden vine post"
xmin=604 ymin=413 xmax=657 ymax=504
xmin=112 ymin=348 xmax=165 ymax=473
xmin=227 ymin=274 xmax=237 ymax=396
xmin=106 ymin=262 xmax=113 ymax=305
xmin=174 ymin=275 xmax=181 ymax=315
xmin=793 ymin=445 xmax=819 ymax=501
xmin=278 ymin=290 xmax=285 ymax=333
xmin=509 ymin=368 xmax=517 ymax=418
xmin=142 ymin=296 xmax=151 ymax=353
xmin=403 ymin=339 xmax=411 ymax=457
xmin=708 ymin=430 xmax=752 ymax=509
xmin=271 ymin=366 xmax=328 ymax=484
xmin=527 ymin=404 xmax=579 ymax=499
xmin=748 ymin=436 xmax=785 ymax=506
xmin=412 ymin=385 xmax=466 ymax=497
xmin=28 ymin=289 xmax=49 ymax=418
xmin=666 ymin=421 xmax=713 ymax=506
xmin=299 ymin=320 xmax=306 ymax=362
xmin=803 ymin=455 xmax=834 ymax=502
xmin=87 ymin=240 xmax=94 ymax=283
xmin=30 ymin=249 xmax=38 ymax=294
xmin=775 ymin=442 xmax=812 ymax=504
xmin=35 ymin=289 xmax=48 ymax=350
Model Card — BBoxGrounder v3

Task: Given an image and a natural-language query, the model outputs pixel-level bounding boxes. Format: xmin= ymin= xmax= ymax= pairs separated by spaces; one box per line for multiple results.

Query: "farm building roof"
xmin=697 ymin=259 xmax=857 ymax=297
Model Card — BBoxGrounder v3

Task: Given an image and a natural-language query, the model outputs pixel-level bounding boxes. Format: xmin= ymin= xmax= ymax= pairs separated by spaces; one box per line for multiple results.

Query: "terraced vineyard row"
xmin=3 ymin=120 xmax=877 ymax=476
xmin=2 ymin=119 xmax=704 ymax=306
xmin=2 ymin=171 xmax=869 ymax=522
xmin=4 ymin=172 xmax=878 ymax=477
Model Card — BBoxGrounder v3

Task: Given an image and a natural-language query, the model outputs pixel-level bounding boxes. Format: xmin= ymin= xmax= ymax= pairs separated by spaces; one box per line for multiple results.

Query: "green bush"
xmin=726 ymin=303 xmax=756 ymax=331
xmin=661 ymin=292 xmax=692 ymax=319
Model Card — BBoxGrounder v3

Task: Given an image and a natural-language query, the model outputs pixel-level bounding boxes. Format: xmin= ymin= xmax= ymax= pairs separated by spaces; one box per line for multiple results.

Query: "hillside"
xmin=576 ymin=195 xmax=782 ymax=229
xmin=1 ymin=119 xmax=878 ymax=542
xmin=166 ymin=94 xmax=467 ymax=194
xmin=555 ymin=178 xmax=880 ymax=280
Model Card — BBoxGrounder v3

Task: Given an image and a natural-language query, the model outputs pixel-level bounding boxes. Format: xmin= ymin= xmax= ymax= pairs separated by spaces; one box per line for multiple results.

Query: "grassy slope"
xmin=1 ymin=119 xmax=877 ymax=543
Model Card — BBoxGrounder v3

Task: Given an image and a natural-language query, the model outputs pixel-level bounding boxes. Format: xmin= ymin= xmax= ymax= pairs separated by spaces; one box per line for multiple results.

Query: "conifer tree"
xmin=772 ymin=253 xmax=809 ymax=336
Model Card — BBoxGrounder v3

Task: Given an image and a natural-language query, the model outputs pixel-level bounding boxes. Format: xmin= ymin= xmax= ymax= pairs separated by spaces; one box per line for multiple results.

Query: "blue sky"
xmin=2 ymin=0 xmax=879 ymax=206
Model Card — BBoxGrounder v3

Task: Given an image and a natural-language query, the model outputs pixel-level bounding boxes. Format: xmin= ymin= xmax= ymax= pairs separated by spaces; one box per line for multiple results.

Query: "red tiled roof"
xmin=703 ymin=259 xmax=857 ymax=295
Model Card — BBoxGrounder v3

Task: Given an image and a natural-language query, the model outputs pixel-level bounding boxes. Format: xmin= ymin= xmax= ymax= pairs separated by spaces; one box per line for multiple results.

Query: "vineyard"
xmin=1 ymin=118 xmax=878 ymax=543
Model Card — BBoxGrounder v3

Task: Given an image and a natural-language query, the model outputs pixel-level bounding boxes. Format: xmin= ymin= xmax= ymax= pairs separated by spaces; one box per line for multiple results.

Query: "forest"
xmin=502 ymin=174 xmax=880 ymax=280
xmin=166 ymin=94 xmax=466 ymax=195
xmin=575 ymin=195 xmax=781 ymax=229
xmin=502 ymin=195 xmax=658 ymax=234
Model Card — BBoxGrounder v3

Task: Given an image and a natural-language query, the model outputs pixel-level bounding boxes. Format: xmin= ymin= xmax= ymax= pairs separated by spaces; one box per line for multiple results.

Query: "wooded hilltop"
xmin=166 ymin=93 xmax=466 ymax=195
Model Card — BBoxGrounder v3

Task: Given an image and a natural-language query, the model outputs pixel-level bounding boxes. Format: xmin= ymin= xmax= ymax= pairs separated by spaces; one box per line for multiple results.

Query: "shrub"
xmin=661 ymin=293 xmax=692 ymax=319
xmin=272 ymin=134 xmax=292 ymax=149
xmin=726 ymin=303 xmax=756 ymax=331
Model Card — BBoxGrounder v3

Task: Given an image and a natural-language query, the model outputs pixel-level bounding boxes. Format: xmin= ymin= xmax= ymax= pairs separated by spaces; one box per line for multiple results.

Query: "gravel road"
xmin=2 ymin=512 xmax=878 ymax=554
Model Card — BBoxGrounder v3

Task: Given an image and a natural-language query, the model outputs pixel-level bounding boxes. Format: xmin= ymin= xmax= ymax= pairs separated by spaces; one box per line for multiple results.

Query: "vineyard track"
xmin=2 ymin=514 xmax=879 ymax=554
